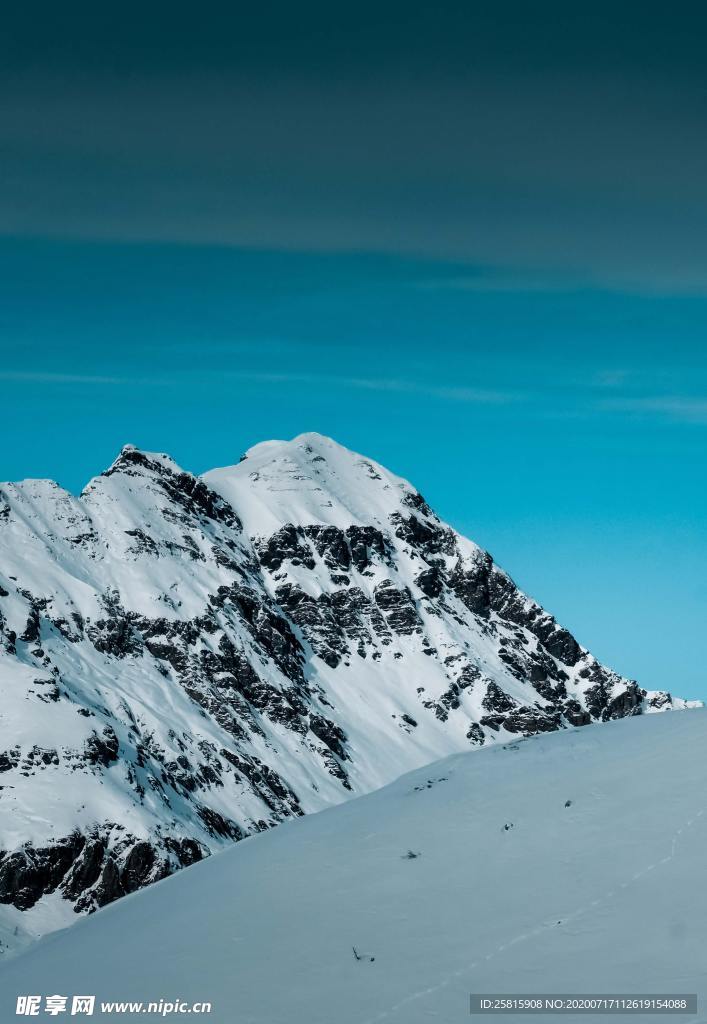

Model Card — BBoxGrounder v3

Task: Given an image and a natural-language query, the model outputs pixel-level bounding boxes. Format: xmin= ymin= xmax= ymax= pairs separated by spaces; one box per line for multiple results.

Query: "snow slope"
xmin=0 ymin=433 xmax=694 ymax=953
xmin=1 ymin=708 xmax=705 ymax=1023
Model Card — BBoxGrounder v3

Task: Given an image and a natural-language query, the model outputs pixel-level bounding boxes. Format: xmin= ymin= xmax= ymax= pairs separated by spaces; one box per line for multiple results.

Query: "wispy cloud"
xmin=413 ymin=272 xmax=588 ymax=294
xmin=0 ymin=367 xmax=515 ymax=403
xmin=593 ymin=369 xmax=635 ymax=390
xmin=6 ymin=368 xmax=705 ymax=426
xmin=0 ymin=371 xmax=127 ymax=385
xmin=598 ymin=395 xmax=707 ymax=424
xmin=224 ymin=370 xmax=516 ymax=404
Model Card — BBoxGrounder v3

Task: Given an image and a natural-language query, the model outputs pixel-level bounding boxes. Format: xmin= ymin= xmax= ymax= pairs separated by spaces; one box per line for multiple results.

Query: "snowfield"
xmin=1 ymin=708 xmax=705 ymax=1023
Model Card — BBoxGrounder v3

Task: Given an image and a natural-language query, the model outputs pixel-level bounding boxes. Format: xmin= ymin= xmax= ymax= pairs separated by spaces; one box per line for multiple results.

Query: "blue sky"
xmin=1 ymin=238 xmax=706 ymax=699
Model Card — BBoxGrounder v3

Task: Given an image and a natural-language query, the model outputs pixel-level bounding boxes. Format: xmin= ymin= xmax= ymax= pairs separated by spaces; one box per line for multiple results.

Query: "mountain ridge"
xmin=0 ymin=432 xmax=695 ymax=955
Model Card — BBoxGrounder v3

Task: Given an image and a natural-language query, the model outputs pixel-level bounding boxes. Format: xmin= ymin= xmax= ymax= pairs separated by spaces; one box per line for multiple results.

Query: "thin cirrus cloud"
xmin=224 ymin=371 xmax=707 ymax=427
xmin=0 ymin=368 xmax=514 ymax=403
xmin=4 ymin=369 xmax=707 ymax=426
xmin=222 ymin=370 xmax=516 ymax=405
xmin=0 ymin=370 xmax=128 ymax=385
xmin=598 ymin=395 xmax=707 ymax=424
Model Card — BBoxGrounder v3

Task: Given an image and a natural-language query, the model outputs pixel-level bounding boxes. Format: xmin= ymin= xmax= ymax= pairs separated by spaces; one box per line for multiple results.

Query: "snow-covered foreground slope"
xmin=2 ymin=708 xmax=705 ymax=1023
xmin=0 ymin=433 xmax=695 ymax=952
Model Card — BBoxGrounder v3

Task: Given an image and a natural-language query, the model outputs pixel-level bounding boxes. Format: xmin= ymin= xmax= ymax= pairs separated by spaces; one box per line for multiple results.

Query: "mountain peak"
xmin=101 ymin=444 xmax=185 ymax=480
xmin=204 ymin=433 xmax=417 ymax=536
xmin=240 ymin=432 xmax=356 ymax=465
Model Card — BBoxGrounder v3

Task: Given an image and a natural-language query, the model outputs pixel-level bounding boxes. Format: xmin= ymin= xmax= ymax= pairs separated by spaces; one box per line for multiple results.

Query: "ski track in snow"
xmin=360 ymin=807 xmax=707 ymax=1024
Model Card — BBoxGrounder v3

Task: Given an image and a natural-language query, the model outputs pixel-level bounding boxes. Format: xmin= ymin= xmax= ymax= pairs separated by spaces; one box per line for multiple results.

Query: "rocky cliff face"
xmin=0 ymin=433 xmax=691 ymax=952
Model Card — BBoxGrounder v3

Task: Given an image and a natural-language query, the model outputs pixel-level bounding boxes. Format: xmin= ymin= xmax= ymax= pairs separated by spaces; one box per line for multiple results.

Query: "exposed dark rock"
xmin=346 ymin=525 xmax=391 ymax=572
xmin=647 ymin=691 xmax=673 ymax=711
xmin=449 ymin=553 xmax=581 ymax=666
xmin=0 ymin=833 xmax=85 ymax=910
xmin=87 ymin=856 xmax=124 ymax=909
xmin=303 ymin=525 xmax=352 ymax=571
xmin=197 ymin=806 xmax=245 ymax=840
xmin=374 ymin=580 xmax=423 ymax=635
xmin=120 ymin=841 xmax=159 ymax=894
xmin=482 ymin=682 xmax=517 ymax=715
xmin=309 ymin=715 xmax=348 ymax=760
xmin=20 ymin=605 xmax=42 ymax=644
xmin=466 ymin=722 xmax=486 ymax=745
xmin=0 ymin=748 xmax=20 ymax=772
xmin=256 ymin=525 xmax=316 ymax=572
xmin=62 ymin=836 xmax=107 ymax=900
xmin=390 ymin=511 xmax=455 ymax=557
xmin=84 ymin=727 xmax=120 ymax=767
xmin=415 ymin=566 xmax=445 ymax=598
xmin=503 ymin=707 xmax=562 ymax=735
xmin=563 ymin=699 xmax=591 ymax=727
xmin=584 ymin=676 xmax=643 ymax=722
xmin=88 ymin=614 xmax=142 ymax=659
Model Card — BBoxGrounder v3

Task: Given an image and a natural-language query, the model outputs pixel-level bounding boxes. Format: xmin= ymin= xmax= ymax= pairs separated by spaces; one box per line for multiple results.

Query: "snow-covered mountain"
xmin=0 ymin=432 xmax=693 ymax=952
xmin=2 ymin=708 xmax=706 ymax=1023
